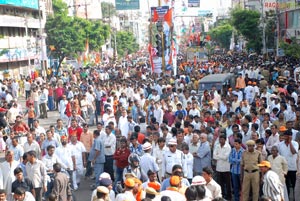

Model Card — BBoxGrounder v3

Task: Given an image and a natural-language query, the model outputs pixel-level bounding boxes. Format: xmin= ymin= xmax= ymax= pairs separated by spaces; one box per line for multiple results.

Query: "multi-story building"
xmin=118 ymin=11 xmax=148 ymax=47
xmin=0 ymin=0 xmax=51 ymax=79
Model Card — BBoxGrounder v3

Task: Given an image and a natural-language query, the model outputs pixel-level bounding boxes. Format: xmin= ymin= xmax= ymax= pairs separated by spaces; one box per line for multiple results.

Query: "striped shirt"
xmin=262 ymin=170 xmax=283 ymax=201
xmin=229 ymin=147 xmax=244 ymax=174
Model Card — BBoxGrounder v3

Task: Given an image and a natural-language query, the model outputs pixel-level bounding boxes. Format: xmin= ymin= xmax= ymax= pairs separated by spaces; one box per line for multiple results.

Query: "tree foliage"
xmin=280 ymin=38 xmax=300 ymax=59
xmin=45 ymin=0 xmax=110 ymax=70
xmin=264 ymin=10 xmax=278 ymax=50
xmin=208 ymin=23 xmax=233 ymax=49
xmin=113 ymin=31 xmax=139 ymax=57
xmin=101 ymin=2 xmax=117 ymax=19
xmin=231 ymin=8 xmax=262 ymax=52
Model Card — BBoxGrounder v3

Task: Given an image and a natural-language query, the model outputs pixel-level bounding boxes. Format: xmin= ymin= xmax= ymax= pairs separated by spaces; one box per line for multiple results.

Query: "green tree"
xmin=88 ymin=21 xmax=110 ymax=51
xmin=205 ymin=42 xmax=215 ymax=59
xmin=209 ymin=23 xmax=233 ymax=49
xmin=113 ymin=31 xmax=139 ymax=57
xmin=265 ymin=11 xmax=276 ymax=49
xmin=280 ymin=38 xmax=300 ymax=59
xmin=101 ymin=2 xmax=116 ymax=19
xmin=231 ymin=8 xmax=262 ymax=53
xmin=45 ymin=0 xmax=110 ymax=70
xmin=46 ymin=15 xmax=85 ymax=70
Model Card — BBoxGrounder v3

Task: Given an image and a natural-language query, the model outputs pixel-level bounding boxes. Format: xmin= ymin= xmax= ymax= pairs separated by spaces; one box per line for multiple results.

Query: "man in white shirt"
xmin=39 ymin=86 xmax=48 ymax=119
xmin=202 ymin=167 xmax=222 ymax=199
xmin=86 ymin=89 xmax=96 ymax=126
xmin=24 ymin=133 xmax=41 ymax=159
xmin=277 ymin=130 xmax=299 ymax=198
xmin=266 ymin=125 xmax=280 ymax=153
xmin=42 ymin=145 xmax=67 ymax=173
xmin=244 ymin=82 xmax=255 ymax=104
xmin=213 ymin=134 xmax=231 ymax=200
xmin=140 ymin=142 xmax=159 ymax=175
xmin=267 ymin=145 xmax=289 ymax=201
xmin=55 ymin=135 xmax=75 ymax=174
xmin=189 ymin=102 xmax=200 ymax=117
xmin=80 ymin=94 xmax=89 ymax=120
xmin=1 ymin=150 xmax=19 ymax=195
xmin=69 ymin=134 xmax=86 ymax=190
xmin=153 ymin=102 xmax=163 ymax=124
xmin=32 ymin=120 xmax=46 ymax=140
xmin=11 ymin=80 xmax=19 ymax=99
xmin=26 ymin=150 xmax=47 ymax=201
xmin=118 ymin=109 xmax=129 ymax=138
xmin=232 ymin=87 xmax=243 ymax=102
xmin=161 ymin=139 xmax=186 ymax=179
xmin=24 ymin=79 xmax=31 ymax=99
xmin=102 ymin=107 xmax=116 ymax=128
xmin=101 ymin=126 xmax=116 ymax=182
xmin=13 ymin=187 xmax=36 ymax=201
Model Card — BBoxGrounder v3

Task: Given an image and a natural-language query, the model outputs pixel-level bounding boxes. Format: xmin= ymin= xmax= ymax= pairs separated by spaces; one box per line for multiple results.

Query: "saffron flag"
xmin=148 ymin=44 xmax=154 ymax=72
xmin=95 ymin=53 xmax=101 ymax=64
xmin=152 ymin=9 xmax=159 ymax=22
xmin=164 ymin=9 xmax=172 ymax=27
xmin=83 ymin=39 xmax=89 ymax=63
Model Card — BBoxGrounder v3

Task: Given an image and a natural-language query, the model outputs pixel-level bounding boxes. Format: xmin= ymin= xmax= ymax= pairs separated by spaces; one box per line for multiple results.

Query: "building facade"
xmin=0 ymin=0 xmax=51 ymax=79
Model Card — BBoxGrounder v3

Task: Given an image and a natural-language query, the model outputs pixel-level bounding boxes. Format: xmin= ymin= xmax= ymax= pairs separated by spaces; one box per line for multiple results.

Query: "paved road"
xmin=13 ymin=97 xmax=96 ymax=201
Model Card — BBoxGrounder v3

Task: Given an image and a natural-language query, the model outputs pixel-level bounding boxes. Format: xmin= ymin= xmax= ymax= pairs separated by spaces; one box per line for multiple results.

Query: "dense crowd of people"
xmin=0 ymin=52 xmax=298 ymax=201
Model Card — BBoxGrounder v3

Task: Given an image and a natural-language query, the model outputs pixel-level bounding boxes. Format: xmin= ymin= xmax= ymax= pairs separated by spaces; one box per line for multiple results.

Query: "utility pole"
xmin=69 ymin=1 xmax=90 ymax=18
xmin=38 ymin=0 xmax=45 ymax=76
xmin=24 ymin=15 xmax=31 ymax=68
xmin=261 ymin=0 xmax=267 ymax=57
xmin=275 ymin=0 xmax=280 ymax=58
xmin=85 ymin=0 xmax=88 ymax=19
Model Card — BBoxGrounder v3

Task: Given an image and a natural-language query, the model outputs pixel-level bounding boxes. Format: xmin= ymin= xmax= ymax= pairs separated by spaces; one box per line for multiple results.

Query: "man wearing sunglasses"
xmin=161 ymin=138 xmax=186 ymax=181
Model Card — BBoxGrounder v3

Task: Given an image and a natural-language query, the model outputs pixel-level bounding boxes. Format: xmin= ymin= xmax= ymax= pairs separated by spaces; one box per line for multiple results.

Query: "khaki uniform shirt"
xmin=241 ymin=150 xmax=262 ymax=172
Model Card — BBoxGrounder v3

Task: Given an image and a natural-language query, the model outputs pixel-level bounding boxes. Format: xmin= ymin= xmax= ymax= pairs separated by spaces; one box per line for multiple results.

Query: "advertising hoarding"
xmin=188 ymin=0 xmax=200 ymax=7
xmin=0 ymin=0 xmax=38 ymax=10
xmin=115 ymin=0 xmax=140 ymax=10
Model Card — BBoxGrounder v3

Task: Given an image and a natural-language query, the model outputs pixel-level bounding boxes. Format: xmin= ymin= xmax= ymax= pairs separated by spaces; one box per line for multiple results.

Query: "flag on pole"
xmin=148 ymin=44 xmax=154 ymax=72
xmin=168 ymin=40 xmax=175 ymax=65
xmin=95 ymin=53 xmax=101 ymax=64
xmin=83 ymin=39 xmax=89 ymax=63
xmin=164 ymin=9 xmax=172 ymax=27
xmin=152 ymin=9 xmax=159 ymax=22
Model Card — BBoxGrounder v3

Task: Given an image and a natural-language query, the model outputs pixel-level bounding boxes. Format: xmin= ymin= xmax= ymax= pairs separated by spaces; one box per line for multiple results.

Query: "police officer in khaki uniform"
xmin=241 ymin=140 xmax=262 ymax=201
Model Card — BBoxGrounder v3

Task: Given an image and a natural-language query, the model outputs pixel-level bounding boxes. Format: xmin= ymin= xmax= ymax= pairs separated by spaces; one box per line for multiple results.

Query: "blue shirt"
xmin=129 ymin=143 xmax=143 ymax=157
xmin=229 ymin=147 xmax=244 ymax=174
xmin=194 ymin=141 xmax=211 ymax=174
xmin=89 ymin=136 xmax=105 ymax=164
xmin=175 ymin=109 xmax=187 ymax=118
xmin=18 ymin=163 xmax=27 ymax=177
xmin=41 ymin=139 xmax=59 ymax=151
xmin=55 ymin=126 xmax=67 ymax=137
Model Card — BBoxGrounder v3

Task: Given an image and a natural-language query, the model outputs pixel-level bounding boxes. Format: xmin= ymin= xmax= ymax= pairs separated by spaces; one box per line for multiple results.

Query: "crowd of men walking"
xmin=0 ymin=52 xmax=298 ymax=201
